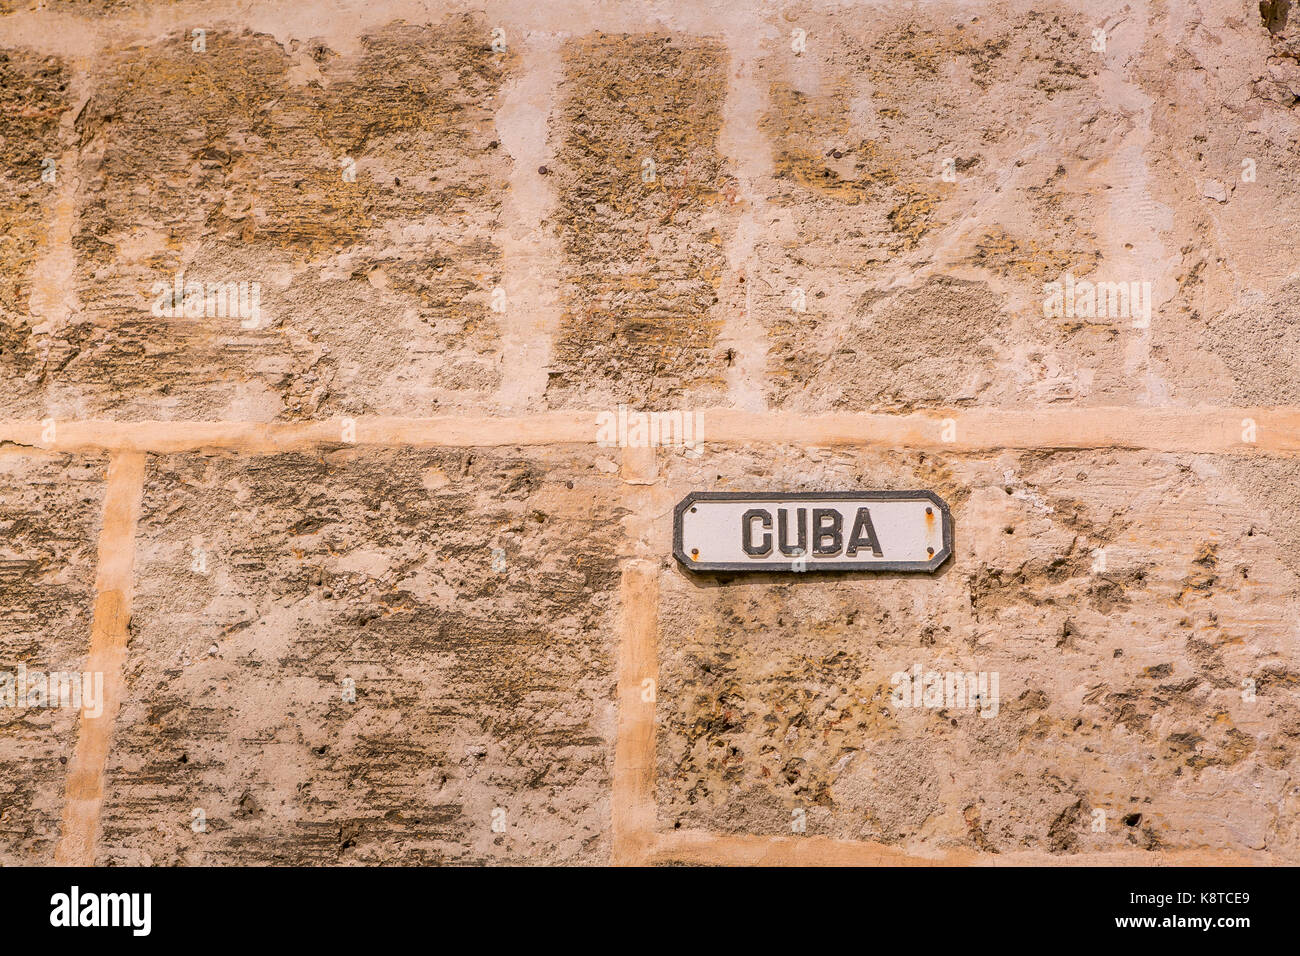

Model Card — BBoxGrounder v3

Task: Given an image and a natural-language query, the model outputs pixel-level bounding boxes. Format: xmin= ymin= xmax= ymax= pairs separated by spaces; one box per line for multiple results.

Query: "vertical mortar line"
xmin=612 ymin=444 xmax=660 ymax=865
xmin=1092 ymin=1 xmax=1175 ymax=403
xmin=492 ymin=32 xmax=565 ymax=412
xmin=717 ymin=30 xmax=774 ymax=412
xmin=54 ymin=451 xmax=147 ymax=865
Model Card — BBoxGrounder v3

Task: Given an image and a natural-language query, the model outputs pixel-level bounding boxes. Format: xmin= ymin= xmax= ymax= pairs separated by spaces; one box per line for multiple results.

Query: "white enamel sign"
xmin=673 ymin=491 xmax=952 ymax=573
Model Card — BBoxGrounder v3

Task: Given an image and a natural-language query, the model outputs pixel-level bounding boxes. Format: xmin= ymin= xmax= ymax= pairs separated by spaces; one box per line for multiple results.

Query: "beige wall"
xmin=1 ymin=0 xmax=1298 ymax=864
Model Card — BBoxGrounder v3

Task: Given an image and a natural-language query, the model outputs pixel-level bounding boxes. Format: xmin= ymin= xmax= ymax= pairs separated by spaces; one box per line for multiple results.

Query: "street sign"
xmin=673 ymin=491 xmax=952 ymax=573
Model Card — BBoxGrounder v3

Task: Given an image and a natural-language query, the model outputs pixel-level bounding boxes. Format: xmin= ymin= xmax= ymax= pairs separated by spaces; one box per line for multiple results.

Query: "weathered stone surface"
xmin=0 ymin=451 xmax=104 ymax=864
xmin=18 ymin=17 xmax=512 ymax=421
xmin=0 ymin=0 xmax=1297 ymax=868
xmin=97 ymin=447 xmax=622 ymax=864
xmin=751 ymin=5 xmax=1133 ymax=410
xmin=0 ymin=48 xmax=70 ymax=420
xmin=546 ymin=33 xmax=735 ymax=407
xmin=1141 ymin=2 xmax=1300 ymax=407
xmin=655 ymin=446 xmax=1300 ymax=858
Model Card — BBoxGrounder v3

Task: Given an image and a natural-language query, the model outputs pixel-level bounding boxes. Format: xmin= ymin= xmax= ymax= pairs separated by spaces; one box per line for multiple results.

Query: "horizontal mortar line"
xmin=649 ymin=830 xmax=1276 ymax=867
xmin=0 ymin=406 xmax=1295 ymax=455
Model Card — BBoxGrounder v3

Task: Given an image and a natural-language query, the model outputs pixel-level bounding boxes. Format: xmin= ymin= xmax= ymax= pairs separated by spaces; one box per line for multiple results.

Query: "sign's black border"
xmin=673 ymin=490 xmax=954 ymax=573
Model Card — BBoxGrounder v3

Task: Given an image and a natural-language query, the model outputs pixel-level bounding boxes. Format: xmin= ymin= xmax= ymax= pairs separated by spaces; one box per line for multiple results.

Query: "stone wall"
xmin=1 ymin=0 xmax=1298 ymax=865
